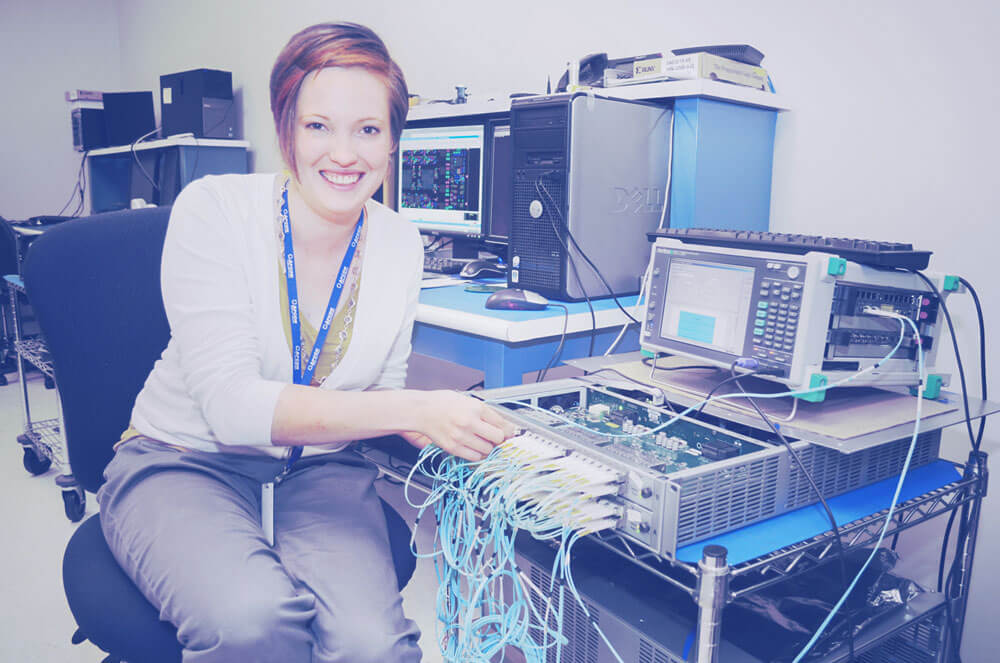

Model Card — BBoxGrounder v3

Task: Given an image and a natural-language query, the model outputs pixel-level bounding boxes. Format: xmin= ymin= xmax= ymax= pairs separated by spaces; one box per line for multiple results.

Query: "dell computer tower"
xmin=160 ymin=68 xmax=235 ymax=139
xmin=507 ymin=94 xmax=671 ymax=301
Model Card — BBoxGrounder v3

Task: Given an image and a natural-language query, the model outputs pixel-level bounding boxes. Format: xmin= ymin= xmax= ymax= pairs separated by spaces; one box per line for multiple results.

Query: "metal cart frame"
xmin=358 ymin=407 xmax=989 ymax=663
xmin=5 ymin=275 xmax=85 ymax=520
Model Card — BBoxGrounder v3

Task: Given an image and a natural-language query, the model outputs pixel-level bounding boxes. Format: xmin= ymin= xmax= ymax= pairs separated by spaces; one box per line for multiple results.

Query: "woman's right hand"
xmin=401 ymin=391 xmax=517 ymax=462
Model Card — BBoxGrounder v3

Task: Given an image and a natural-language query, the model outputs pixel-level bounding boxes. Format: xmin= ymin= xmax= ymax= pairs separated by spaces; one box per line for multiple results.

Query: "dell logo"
xmin=611 ymin=187 xmax=663 ymax=214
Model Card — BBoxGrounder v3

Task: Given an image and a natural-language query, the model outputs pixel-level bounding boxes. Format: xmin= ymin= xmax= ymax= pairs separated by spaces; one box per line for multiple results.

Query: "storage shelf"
xmin=587 ymin=466 xmax=982 ymax=600
xmin=23 ymin=418 xmax=67 ymax=467
xmin=13 ymin=337 xmax=54 ymax=378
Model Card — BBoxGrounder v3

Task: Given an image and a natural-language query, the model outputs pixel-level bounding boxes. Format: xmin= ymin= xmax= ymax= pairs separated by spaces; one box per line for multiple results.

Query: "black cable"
xmin=57 ymin=151 xmax=88 ymax=216
xmin=535 ymin=177 xmax=639 ymax=325
xmin=536 ymin=176 xmax=597 ymax=356
xmin=696 ymin=371 xmax=754 ymax=415
xmin=536 ymin=304 xmax=569 ymax=383
xmin=731 ymin=370 xmax=856 ymax=662
xmin=910 ymin=271 xmax=979 ymax=452
xmin=465 ymin=380 xmax=485 ymax=391
xmin=74 ymin=151 xmax=88 ymax=216
xmin=937 ymin=505 xmax=960 ymax=592
xmin=584 ymin=367 xmax=677 ymax=413
xmin=641 ymin=355 xmax=718 ymax=372
xmin=906 ymin=273 xmax=985 ymax=659
xmin=959 ymin=277 xmax=987 ymax=449
xmin=425 ymin=235 xmax=453 ymax=254
xmin=131 ymin=127 xmax=161 ymax=193
xmin=944 ymin=500 xmax=974 ymax=663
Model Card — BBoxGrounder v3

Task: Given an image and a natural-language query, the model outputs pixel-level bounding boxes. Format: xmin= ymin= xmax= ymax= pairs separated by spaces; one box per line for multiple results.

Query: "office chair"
xmin=0 ymin=216 xmax=19 ymax=385
xmin=23 ymin=206 xmax=418 ymax=663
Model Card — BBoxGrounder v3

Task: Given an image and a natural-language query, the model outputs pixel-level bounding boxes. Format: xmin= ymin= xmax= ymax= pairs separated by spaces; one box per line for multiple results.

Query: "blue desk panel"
xmin=415 ymin=285 xmax=640 ymax=388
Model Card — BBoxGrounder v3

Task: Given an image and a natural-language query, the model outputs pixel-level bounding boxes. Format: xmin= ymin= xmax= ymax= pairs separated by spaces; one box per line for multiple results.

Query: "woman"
xmin=97 ymin=22 xmax=513 ymax=663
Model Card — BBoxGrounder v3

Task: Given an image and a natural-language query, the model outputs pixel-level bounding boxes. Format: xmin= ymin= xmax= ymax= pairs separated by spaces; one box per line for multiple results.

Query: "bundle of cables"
xmin=405 ymin=431 xmax=627 ymax=663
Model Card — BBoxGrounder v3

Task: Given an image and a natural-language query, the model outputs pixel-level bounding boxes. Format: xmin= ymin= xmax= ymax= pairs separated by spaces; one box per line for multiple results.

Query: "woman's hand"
xmin=401 ymin=391 xmax=517 ymax=462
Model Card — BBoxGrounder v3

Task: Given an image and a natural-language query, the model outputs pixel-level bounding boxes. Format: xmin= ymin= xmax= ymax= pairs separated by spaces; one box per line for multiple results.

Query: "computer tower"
xmin=160 ymin=68 xmax=235 ymax=139
xmin=102 ymin=91 xmax=157 ymax=147
xmin=71 ymin=108 xmax=107 ymax=151
xmin=508 ymin=94 xmax=670 ymax=301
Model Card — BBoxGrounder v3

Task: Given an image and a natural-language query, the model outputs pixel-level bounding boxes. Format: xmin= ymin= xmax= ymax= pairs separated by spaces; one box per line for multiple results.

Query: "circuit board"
xmin=505 ymin=386 xmax=768 ymax=476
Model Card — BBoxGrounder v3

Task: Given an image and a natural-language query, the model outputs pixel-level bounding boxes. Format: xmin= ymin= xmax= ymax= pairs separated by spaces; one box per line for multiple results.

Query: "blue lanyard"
xmin=280 ymin=180 xmax=363 ymax=471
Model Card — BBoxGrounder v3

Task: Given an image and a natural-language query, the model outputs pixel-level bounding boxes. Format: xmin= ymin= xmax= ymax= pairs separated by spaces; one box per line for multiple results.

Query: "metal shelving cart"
xmin=586 ymin=452 xmax=987 ymax=662
xmin=358 ymin=368 xmax=994 ymax=663
xmin=4 ymin=274 xmax=86 ymax=521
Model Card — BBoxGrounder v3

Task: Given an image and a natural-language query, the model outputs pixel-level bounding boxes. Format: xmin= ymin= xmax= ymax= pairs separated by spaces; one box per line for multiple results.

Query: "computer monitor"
xmin=484 ymin=120 xmax=512 ymax=247
xmin=657 ymin=255 xmax=756 ymax=357
xmin=396 ymin=124 xmax=485 ymax=240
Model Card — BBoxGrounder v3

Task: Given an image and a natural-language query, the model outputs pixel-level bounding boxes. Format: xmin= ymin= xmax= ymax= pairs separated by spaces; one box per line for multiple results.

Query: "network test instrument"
xmin=488 ymin=378 xmax=940 ymax=561
xmin=639 ymin=237 xmax=954 ymax=398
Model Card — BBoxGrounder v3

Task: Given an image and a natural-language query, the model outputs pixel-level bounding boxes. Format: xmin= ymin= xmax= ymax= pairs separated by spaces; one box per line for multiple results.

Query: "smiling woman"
xmin=93 ymin=21 xmax=516 ymax=663
xmin=290 ymin=67 xmax=394 ymax=229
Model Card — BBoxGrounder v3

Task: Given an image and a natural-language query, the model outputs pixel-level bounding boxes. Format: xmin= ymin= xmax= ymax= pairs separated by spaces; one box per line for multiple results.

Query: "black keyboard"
xmin=650 ymin=228 xmax=932 ymax=270
xmin=423 ymin=256 xmax=465 ymax=275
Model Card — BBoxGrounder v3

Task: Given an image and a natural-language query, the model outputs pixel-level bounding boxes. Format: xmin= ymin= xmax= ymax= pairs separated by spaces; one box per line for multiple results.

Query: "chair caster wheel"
xmin=23 ymin=446 xmax=52 ymax=475
xmin=62 ymin=488 xmax=86 ymax=522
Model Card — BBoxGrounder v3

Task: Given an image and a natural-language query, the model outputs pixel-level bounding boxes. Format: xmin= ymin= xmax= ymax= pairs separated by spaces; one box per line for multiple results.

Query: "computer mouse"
xmin=485 ymin=288 xmax=549 ymax=311
xmin=460 ymin=259 xmax=507 ymax=279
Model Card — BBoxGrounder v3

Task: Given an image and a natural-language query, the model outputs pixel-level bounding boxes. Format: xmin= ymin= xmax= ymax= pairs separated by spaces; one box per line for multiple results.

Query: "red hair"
xmin=269 ymin=22 xmax=408 ymax=175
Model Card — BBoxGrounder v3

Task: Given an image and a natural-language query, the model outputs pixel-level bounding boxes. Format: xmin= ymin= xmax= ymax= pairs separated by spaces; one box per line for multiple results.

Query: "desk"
xmin=414 ymin=282 xmax=640 ymax=388
xmin=87 ymin=135 xmax=249 ymax=213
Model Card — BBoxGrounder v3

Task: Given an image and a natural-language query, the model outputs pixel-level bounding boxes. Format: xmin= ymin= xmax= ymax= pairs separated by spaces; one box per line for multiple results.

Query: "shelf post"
xmin=693 ymin=544 xmax=729 ymax=663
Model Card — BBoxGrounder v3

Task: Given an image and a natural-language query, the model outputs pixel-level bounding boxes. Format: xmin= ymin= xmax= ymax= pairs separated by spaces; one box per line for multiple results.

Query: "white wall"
xmin=16 ymin=0 xmax=1000 ymax=658
xmin=0 ymin=0 xmax=122 ymax=220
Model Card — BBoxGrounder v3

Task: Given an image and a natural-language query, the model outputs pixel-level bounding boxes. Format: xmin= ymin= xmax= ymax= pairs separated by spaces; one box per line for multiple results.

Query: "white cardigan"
xmin=130 ymin=173 xmax=423 ymax=457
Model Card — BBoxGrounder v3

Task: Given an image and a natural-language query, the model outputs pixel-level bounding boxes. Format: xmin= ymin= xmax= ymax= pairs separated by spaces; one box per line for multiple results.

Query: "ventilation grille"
xmin=528 ymin=564 xmax=600 ymax=663
xmin=785 ymin=431 xmax=942 ymax=510
xmin=858 ymin=607 xmax=944 ymax=662
xmin=639 ymin=638 xmax=684 ymax=663
xmin=511 ymin=170 xmax=564 ymax=293
xmin=676 ymin=455 xmax=782 ymax=545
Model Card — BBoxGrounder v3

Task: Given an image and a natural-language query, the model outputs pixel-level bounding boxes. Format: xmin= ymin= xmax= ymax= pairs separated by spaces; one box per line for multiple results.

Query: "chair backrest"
xmin=23 ymin=207 xmax=171 ymax=493
xmin=0 ymin=217 xmax=20 ymax=277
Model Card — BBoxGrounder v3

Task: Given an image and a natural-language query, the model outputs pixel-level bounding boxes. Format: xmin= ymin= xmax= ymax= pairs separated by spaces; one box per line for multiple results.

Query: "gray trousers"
xmin=97 ymin=436 xmax=422 ymax=663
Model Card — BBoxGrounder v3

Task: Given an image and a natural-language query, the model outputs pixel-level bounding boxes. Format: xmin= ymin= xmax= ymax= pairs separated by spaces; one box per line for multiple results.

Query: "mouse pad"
xmin=464 ymin=284 xmax=506 ymax=293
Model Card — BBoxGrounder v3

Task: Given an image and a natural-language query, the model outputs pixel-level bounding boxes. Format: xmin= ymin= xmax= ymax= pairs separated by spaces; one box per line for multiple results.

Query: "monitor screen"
xmin=659 ymin=258 xmax=756 ymax=356
xmin=396 ymin=124 xmax=484 ymax=236
xmin=485 ymin=122 xmax=512 ymax=244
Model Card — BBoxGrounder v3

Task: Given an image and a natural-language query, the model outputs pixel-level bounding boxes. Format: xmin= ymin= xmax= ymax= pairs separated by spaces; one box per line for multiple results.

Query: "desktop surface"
xmin=419 ymin=283 xmax=636 ymax=321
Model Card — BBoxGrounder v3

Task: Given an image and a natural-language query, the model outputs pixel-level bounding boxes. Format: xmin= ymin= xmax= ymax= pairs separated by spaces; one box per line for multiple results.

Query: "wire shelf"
xmin=23 ymin=418 xmax=67 ymax=468
xmin=13 ymin=337 xmax=55 ymax=378
xmin=589 ymin=466 xmax=985 ymax=600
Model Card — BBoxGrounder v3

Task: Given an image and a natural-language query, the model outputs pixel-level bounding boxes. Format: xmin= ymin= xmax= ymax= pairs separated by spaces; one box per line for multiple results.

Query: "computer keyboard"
xmin=423 ymin=255 xmax=465 ymax=275
xmin=650 ymin=228 xmax=932 ymax=270
xmin=15 ymin=215 xmax=75 ymax=227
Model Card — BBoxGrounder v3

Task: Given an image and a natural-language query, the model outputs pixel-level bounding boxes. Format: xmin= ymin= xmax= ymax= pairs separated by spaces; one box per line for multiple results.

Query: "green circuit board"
xmin=506 ymin=386 xmax=768 ymax=476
